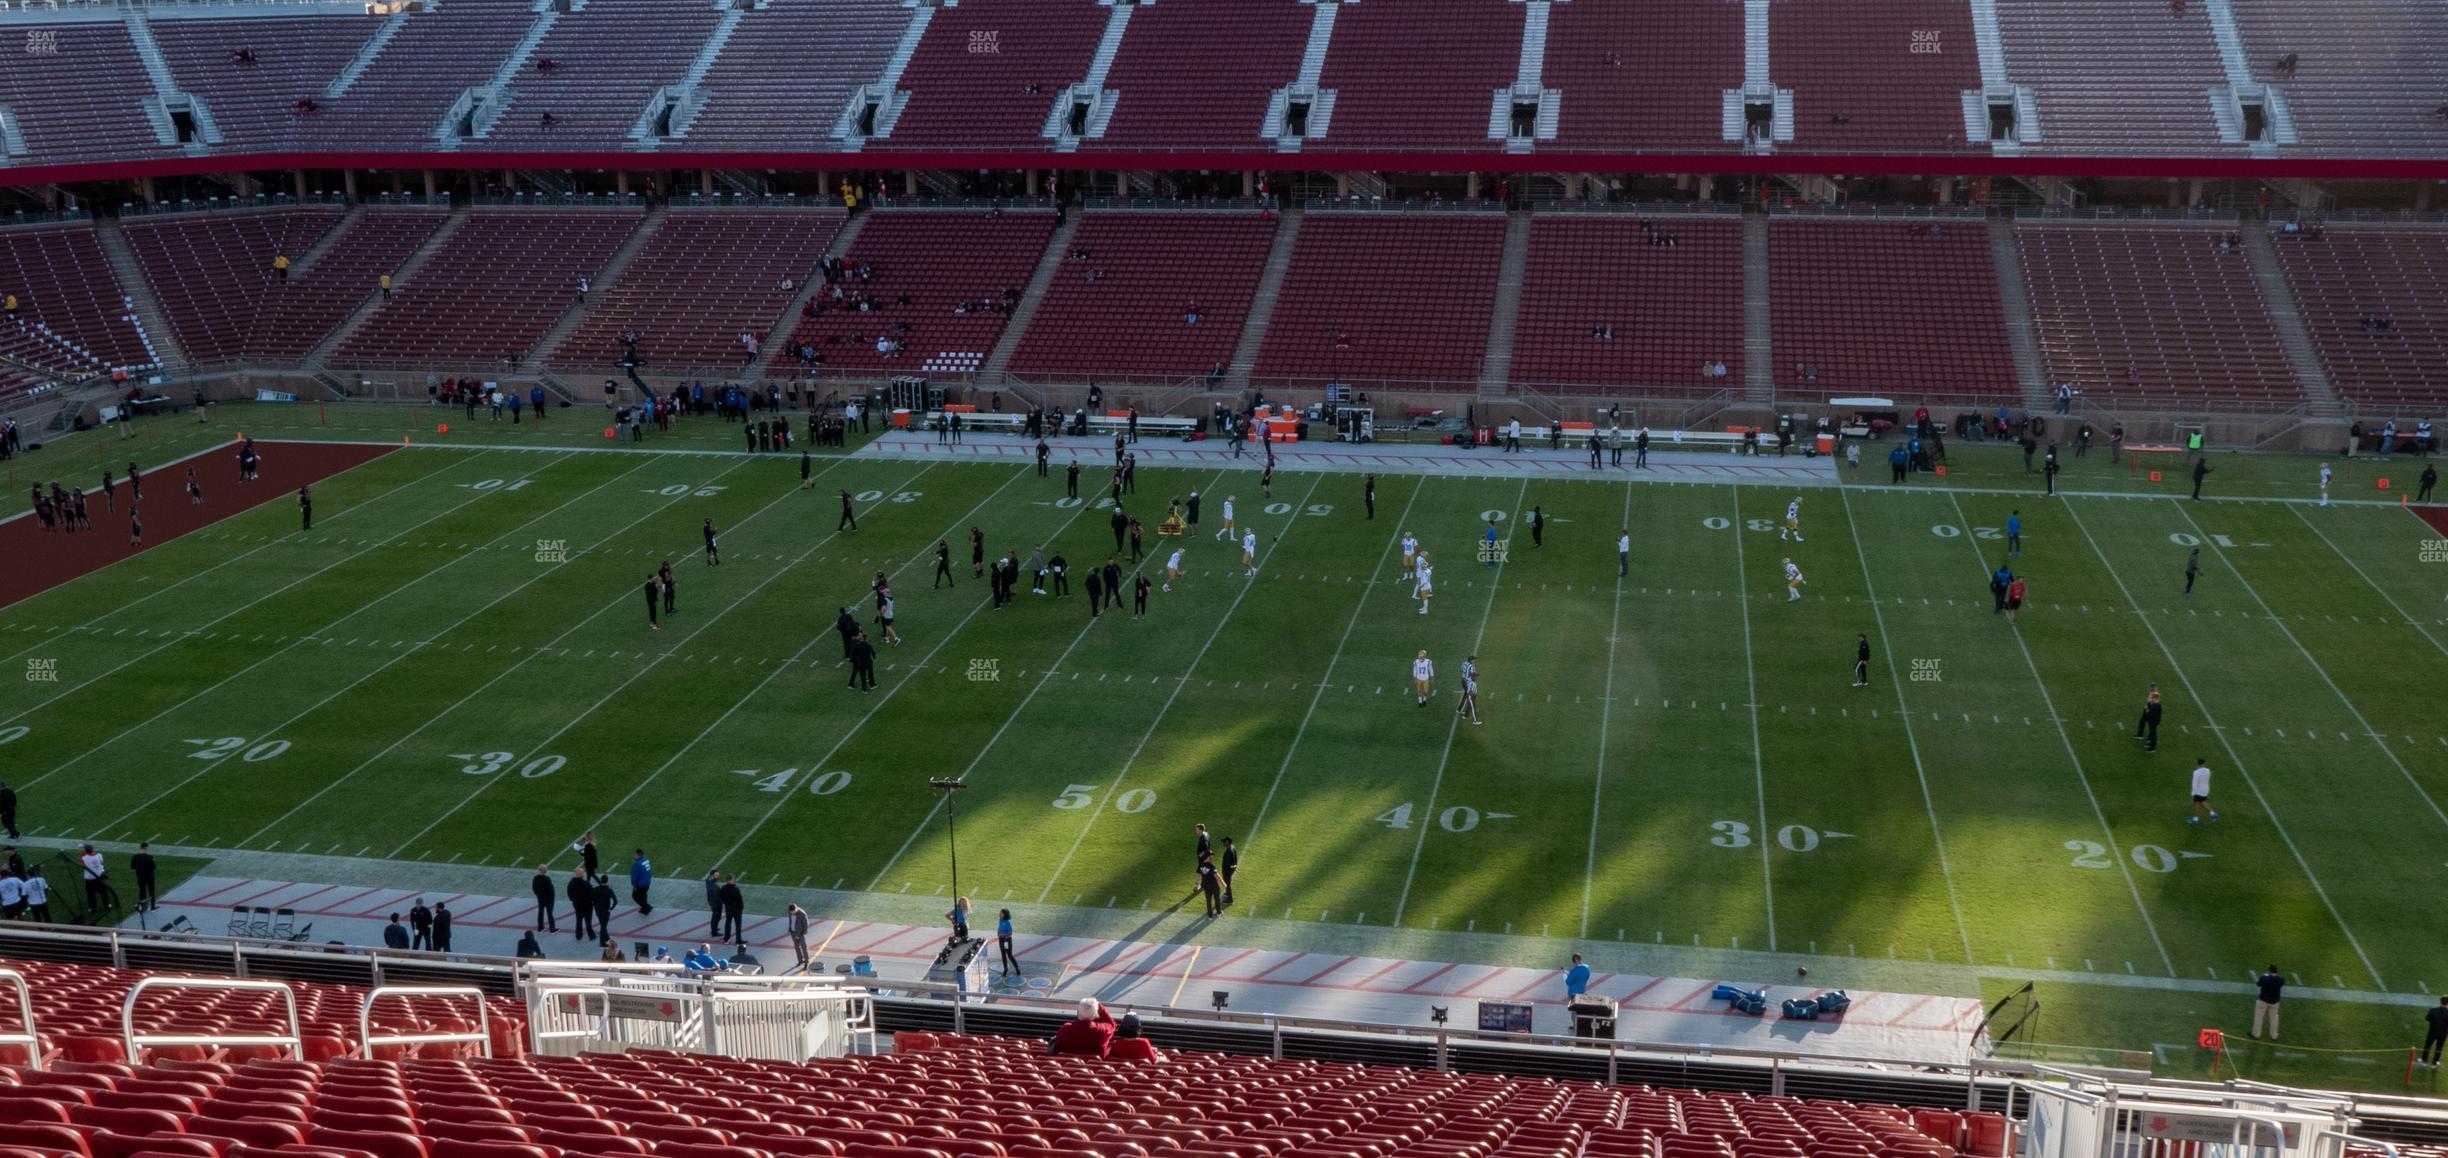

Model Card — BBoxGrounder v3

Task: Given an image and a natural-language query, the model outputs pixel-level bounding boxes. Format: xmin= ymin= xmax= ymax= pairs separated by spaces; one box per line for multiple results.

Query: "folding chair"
xmin=227 ymin=907 xmax=249 ymax=937
xmin=269 ymin=909 xmax=296 ymax=940
xmin=249 ymin=907 xmax=276 ymax=939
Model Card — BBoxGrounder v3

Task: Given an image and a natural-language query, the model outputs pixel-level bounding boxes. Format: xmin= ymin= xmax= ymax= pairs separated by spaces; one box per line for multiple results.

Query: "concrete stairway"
xmin=2239 ymin=221 xmax=2338 ymax=406
xmin=977 ymin=214 xmax=1083 ymax=379
xmin=1224 ymin=208 xmax=1304 ymax=390
xmin=528 ymin=203 xmax=669 ymax=367
xmin=325 ymin=8 xmax=411 ymax=101
xmin=1475 ymin=211 xmax=1531 ymax=400
xmin=305 ymin=207 xmax=469 ymax=369
xmin=743 ymin=211 xmax=871 ymax=381
xmin=1740 ymin=213 xmax=1773 ymax=402
xmin=1985 ymin=216 xmax=2053 ymax=410
xmin=286 ymin=204 xmax=370 ymax=279
xmin=92 ymin=219 xmax=187 ymax=372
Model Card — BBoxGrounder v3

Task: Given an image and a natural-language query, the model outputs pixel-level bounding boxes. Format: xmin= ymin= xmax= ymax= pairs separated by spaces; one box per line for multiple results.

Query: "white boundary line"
xmin=240 ymin=454 xmax=865 ymax=847
xmin=84 ymin=456 xmax=671 ymax=834
xmin=2170 ymin=499 xmax=2448 ymax=834
xmin=1833 ymin=489 xmax=1976 ymax=964
xmin=10 ymin=449 xmax=531 ymax=761
xmin=383 ymin=463 xmax=937 ymax=858
xmin=1036 ymin=473 xmax=1330 ymax=904
xmin=1938 ymin=492 xmax=2174 ymax=975
xmin=1244 ymin=481 xmax=1430 ymax=843
xmin=1389 ymin=478 xmax=1526 ymax=927
xmin=1724 ymin=486 xmax=1780 ymax=952
xmin=2061 ymin=498 xmax=2388 ymax=990
xmin=1577 ymin=482 xmax=1636 ymax=940
xmin=1 ymin=449 xmax=514 ymax=726
xmin=623 ymin=466 xmax=1070 ymax=866
xmin=0 ymin=438 xmax=435 ymax=633
xmin=863 ymin=466 xmax=1235 ymax=892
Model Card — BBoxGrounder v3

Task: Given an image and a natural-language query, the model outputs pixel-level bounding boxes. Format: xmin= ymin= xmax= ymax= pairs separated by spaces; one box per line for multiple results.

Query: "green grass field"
xmin=6 ymin=403 xmax=2448 ymax=1090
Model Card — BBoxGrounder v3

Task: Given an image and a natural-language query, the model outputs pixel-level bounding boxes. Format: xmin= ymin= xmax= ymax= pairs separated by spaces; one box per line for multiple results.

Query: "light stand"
xmin=929 ymin=779 xmax=967 ymax=910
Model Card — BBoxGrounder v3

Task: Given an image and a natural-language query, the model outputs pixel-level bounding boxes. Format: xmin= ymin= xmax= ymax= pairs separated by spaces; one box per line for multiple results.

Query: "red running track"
xmin=1 ymin=440 xmax=397 ymax=611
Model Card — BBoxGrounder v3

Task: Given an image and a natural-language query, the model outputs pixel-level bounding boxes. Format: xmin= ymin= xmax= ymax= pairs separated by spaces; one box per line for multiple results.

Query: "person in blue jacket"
xmin=629 ymin=849 xmax=654 ymax=916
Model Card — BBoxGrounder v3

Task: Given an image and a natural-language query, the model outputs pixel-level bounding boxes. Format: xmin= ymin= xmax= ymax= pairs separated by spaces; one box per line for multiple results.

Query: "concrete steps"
xmin=1475 ymin=211 xmax=1531 ymax=398
xmin=1986 ymin=216 xmax=2053 ymax=410
xmin=529 ymin=203 xmax=669 ymax=367
xmin=2239 ymin=221 xmax=2337 ymax=406
xmin=744 ymin=211 xmax=870 ymax=380
xmin=91 ymin=219 xmax=183 ymax=373
xmin=1225 ymin=208 xmax=1304 ymax=389
xmin=977 ymin=214 xmax=1082 ymax=379
xmin=1741 ymin=214 xmax=1773 ymax=402
xmin=306 ymin=207 xmax=469 ymax=369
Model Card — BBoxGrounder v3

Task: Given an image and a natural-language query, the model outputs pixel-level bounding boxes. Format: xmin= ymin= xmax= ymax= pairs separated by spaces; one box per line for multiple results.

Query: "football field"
xmin=5 ymin=407 xmax=2448 ymax=1081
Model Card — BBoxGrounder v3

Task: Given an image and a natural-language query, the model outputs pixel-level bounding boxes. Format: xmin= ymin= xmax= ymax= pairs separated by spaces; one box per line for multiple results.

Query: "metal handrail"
xmin=358 ymin=984 xmax=491 ymax=1058
xmin=0 ymin=969 xmax=43 ymax=1069
xmin=2317 ymin=1129 xmax=2402 ymax=1158
xmin=122 ymin=976 xmax=300 ymax=1060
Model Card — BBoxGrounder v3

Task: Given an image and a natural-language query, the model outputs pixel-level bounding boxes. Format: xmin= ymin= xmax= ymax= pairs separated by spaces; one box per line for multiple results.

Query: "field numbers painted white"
xmin=1702 ymin=516 xmax=1732 ymax=531
xmin=807 ymin=769 xmax=852 ymax=796
xmin=1053 ymin=783 xmax=1097 ymax=810
xmin=2168 ymin=532 xmax=2238 ymax=548
xmin=1712 ymin=820 xmax=1752 ymax=847
xmin=0 ymin=725 xmax=28 ymax=745
xmin=1379 ymin=802 xmax=1511 ymax=832
xmin=1716 ymin=821 xmax=1851 ymax=851
xmin=1116 ymin=788 xmax=1157 ymax=814
xmin=1307 ymin=504 xmax=1335 ymax=517
xmin=186 ymin=736 xmax=288 ymax=762
xmin=852 ymin=490 xmax=924 ymax=504
xmin=1747 ymin=518 xmax=1775 ymax=533
xmin=468 ymin=479 xmax=534 ymax=492
xmin=1777 ymin=824 xmax=1819 ymax=852
xmin=1053 ymin=496 xmax=1085 ymax=509
xmin=1931 ymin=524 xmax=1961 ymax=538
xmin=1377 ymin=803 xmax=1416 ymax=830
xmin=452 ymin=751 xmax=560 ymax=778
xmin=1264 ymin=502 xmax=1293 ymax=516
xmin=2069 ymin=839 xmax=2195 ymax=873
xmin=1480 ymin=509 xmax=1510 ymax=523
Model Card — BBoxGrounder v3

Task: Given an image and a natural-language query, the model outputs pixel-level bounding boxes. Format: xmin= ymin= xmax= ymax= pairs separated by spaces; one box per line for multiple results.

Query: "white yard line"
xmin=634 ymin=466 xmax=1069 ymax=867
xmin=1245 ymin=482 xmax=1430 ymax=843
xmin=2171 ymin=500 xmax=2448 ymax=833
xmin=1036 ymin=474 xmax=1329 ymax=904
xmin=383 ymin=463 xmax=937 ymax=858
xmin=0 ymin=440 xmax=456 ymax=656
xmin=1723 ymin=486 xmax=1780 ymax=952
xmin=2297 ymin=504 xmax=2448 ymax=673
xmin=1389 ymin=479 xmax=1527 ymax=927
xmin=1578 ymin=483 xmax=1636 ymax=940
xmin=1939 ymin=493 xmax=2173 ymax=975
xmin=1834 ymin=490 xmax=1977 ymax=965
xmin=241 ymin=455 xmax=859 ymax=847
xmin=85 ymin=457 xmax=670 ymax=836
xmin=2 ymin=450 xmax=515 ymax=726
xmin=2062 ymin=499 xmax=2388 ymax=990
xmin=864 ymin=467 xmax=1234 ymax=892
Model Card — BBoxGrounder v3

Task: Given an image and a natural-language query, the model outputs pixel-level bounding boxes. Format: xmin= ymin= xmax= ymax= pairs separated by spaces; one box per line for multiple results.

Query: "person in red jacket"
xmin=1108 ymin=1013 xmax=1163 ymax=1062
xmin=1050 ymin=998 xmax=1116 ymax=1057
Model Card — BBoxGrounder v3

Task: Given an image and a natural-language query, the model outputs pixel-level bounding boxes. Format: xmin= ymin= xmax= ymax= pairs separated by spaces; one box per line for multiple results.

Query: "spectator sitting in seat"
xmin=1109 ymin=1013 xmax=1163 ymax=1062
xmin=230 ymin=47 xmax=256 ymax=64
xmin=1051 ymin=997 xmax=1117 ymax=1057
xmin=540 ymin=111 xmax=556 ymax=128
xmin=2274 ymin=52 xmax=2298 ymax=77
xmin=1185 ymin=305 xmax=1200 ymax=325
xmin=683 ymin=943 xmax=727 ymax=972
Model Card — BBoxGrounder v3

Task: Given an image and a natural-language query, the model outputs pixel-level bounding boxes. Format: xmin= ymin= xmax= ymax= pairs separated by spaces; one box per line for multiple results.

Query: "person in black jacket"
xmin=531 ymin=863 xmax=558 ymax=932
xmin=2423 ymin=997 xmax=2448 ymax=1067
xmin=431 ymin=902 xmax=453 ymax=953
xmin=408 ymin=899 xmax=433 ymax=950
xmin=130 ymin=842 xmax=157 ymax=911
xmin=592 ymin=875 xmax=616 ymax=945
xmin=1102 ymin=558 xmax=1124 ymax=610
xmin=718 ymin=873 xmax=745 ymax=941
xmin=0 ymin=780 xmax=16 ymax=839
xmin=568 ymin=869 xmax=595 ymax=942
xmin=383 ymin=914 xmax=410 ymax=950
xmin=836 ymin=607 xmax=860 ymax=658
xmin=577 ymin=831 xmax=600 ymax=879
xmin=848 ymin=631 xmax=878 ymax=691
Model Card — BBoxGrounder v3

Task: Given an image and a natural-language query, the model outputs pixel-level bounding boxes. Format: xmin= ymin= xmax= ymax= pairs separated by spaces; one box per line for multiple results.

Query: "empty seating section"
xmin=2232 ymin=0 xmax=2448 ymax=153
xmin=0 ymin=226 xmax=153 ymax=378
xmin=0 ymin=959 xmax=515 ymax=1063
xmin=0 ymin=20 xmax=162 ymax=164
xmin=550 ymin=210 xmax=843 ymax=373
xmin=783 ymin=212 xmax=1054 ymax=375
xmin=339 ymin=211 xmax=640 ymax=365
xmin=1769 ymin=220 xmax=2019 ymax=398
xmin=2017 ymin=224 xmax=2300 ymax=403
xmin=1511 ymin=216 xmax=1744 ymax=394
xmin=1544 ymin=1 xmax=1743 ymax=151
xmin=1314 ymin=0 xmax=1520 ymax=150
xmin=1255 ymin=215 xmax=1505 ymax=386
xmin=252 ymin=210 xmax=451 ymax=359
xmin=151 ymin=14 xmax=383 ymax=154
xmin=1009 ymin=213 xmax=1276 ymax=379
xmin=1771 ymin=0 xmax=1981 ymax=153
xmin=480 ymin=0 xmax=723 ymax=150
xmin=301 ymin=0 xmax=538 ymax=150
xmin=1087 ymin=0 xmax=1310 ymax=150
xmin=121 ymin=208 xmax=347 ymax=363
xmin=1995 ymin=0 xmax=2226 ymax=152
xmin=679 ymin=0 xmax=907 ymax=149
xmin=880 ymin=0 xmax=1107 ymax=149
xmin=2270 ymin=226 xmax=2448 ymax=410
